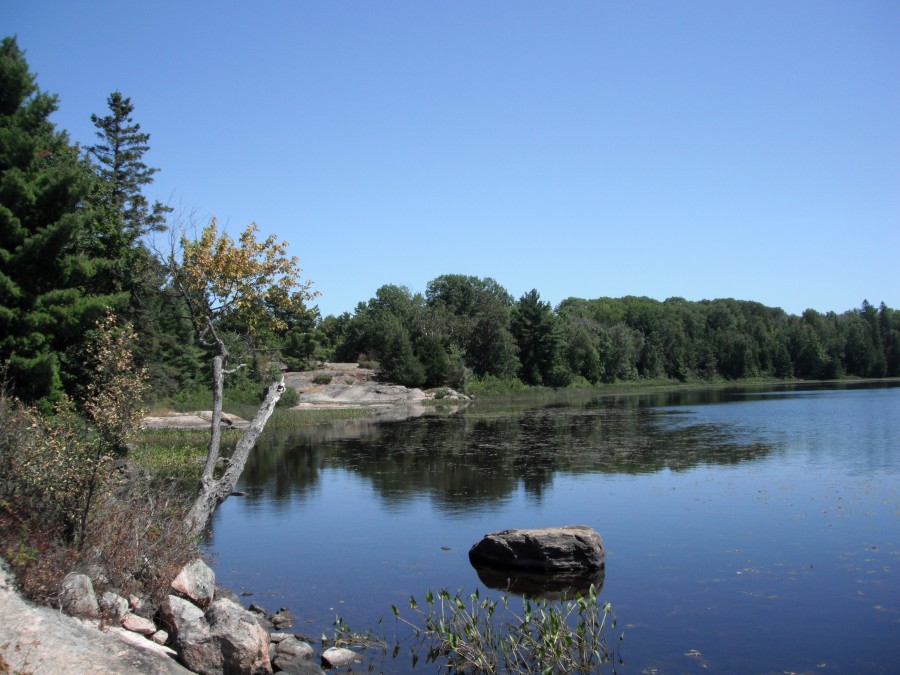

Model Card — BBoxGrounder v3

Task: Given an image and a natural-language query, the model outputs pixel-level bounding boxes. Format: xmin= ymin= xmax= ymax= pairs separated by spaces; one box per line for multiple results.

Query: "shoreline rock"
xmin=2 ymin=555 xmax=361 ymax=674
xmin=0 ymin=558 xmax=189 ymax=674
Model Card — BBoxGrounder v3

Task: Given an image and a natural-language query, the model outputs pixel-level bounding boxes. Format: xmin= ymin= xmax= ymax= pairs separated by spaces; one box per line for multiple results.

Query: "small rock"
xmin=82 ymin=563 xmax=109 ymax=586
xmin=151 ymin=629 xmax=169 ymax=645
xmin=271 ymin=607 xmax=294 ymax=630
xmin=248 ymin=602 xmax=273 ymax=630
xmin=214 ymin=586 xmax=242 ymax=605
xmin=254 ymin=614 xmax=273 ymax=631
xmin=121 ymin=612 xmax=157 ymax=635
xmin=275 ymin=636 xmax=313 ymax=658
xmin=158 ymin=594 xmax=205 ymax=643
xmin=128 ymin=594 xmax=143 ymax=611
xmin=171 ymin=558 xmax=216 ymax=608
xmin=269 ymin=632 xmax=291 ymax=643
xmin=59 ymin=573 xmax=99 ymax=618
xmin=273 ymin=653 xmax=326 ymax=674
xmin=321 ymin=646 xmax=363 ymax=668
xmin=99 ymin=591 xmax=129 ymax=620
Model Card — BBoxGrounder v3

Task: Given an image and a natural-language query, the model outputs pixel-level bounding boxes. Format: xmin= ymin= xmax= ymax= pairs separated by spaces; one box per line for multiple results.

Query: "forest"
xmin=2 ymin=34 xmax=899 ymax=412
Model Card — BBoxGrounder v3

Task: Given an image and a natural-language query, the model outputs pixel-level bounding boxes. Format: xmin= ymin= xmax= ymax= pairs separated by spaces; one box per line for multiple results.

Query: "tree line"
xmin=311 ymin=280 xmax=899 ymax=389
xmin=2 ymin=34 xmax=898 ymax=415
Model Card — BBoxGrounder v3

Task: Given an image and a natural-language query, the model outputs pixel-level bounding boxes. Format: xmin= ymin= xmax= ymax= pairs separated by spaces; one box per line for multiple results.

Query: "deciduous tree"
xmin=167 ymin=219 xmax=316 ymax=533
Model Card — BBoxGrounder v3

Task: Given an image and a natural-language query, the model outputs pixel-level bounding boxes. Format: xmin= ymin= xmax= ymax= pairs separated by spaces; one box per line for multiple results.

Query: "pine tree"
xmin=0 ymin=37 xmax=126 ymax=402
xmin=88 ymin=91 xmax=170 ymax=238
xmin=85 ymin=91 xmax=198 ymax=394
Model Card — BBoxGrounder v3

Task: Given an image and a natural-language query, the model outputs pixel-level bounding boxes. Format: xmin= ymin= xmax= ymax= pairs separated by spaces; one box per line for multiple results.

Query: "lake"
xmin=208 ymin=382 xmax=900 ymax=673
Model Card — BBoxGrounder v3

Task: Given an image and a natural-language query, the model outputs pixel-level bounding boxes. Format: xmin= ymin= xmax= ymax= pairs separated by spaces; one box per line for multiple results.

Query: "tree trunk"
xmin=199 ymin=349 xmax=226 ymax=484
xmin=186 ymin=377 xmax=286 ymax=535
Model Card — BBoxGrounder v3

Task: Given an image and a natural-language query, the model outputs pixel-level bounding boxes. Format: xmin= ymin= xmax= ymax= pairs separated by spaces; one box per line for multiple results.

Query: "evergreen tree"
xmin=511 ymin=289 xmax=570 ymax=386
xmin=86 ymin=92 xmax=193 ymax=395
xmin=88 ymin=91 xmax=170 ymax=238
xmin=0 ymin=37 xmax=125 ymax=403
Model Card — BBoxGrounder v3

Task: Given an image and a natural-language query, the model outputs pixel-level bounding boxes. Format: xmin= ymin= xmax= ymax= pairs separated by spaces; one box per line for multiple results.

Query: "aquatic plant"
xmin=334 ymin=585 xmax=622 ymax=673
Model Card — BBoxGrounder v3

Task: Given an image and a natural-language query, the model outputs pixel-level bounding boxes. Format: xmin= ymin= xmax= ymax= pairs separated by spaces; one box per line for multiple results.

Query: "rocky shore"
xmin=1 ymin=556 xmax=354 ymax=674
xmin=143 ymin=363 xmax=470 ymax=429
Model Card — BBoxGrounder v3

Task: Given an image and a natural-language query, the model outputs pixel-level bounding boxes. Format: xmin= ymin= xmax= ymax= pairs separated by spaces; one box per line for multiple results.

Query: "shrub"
xmin=275 ymin=385 xmax=299 ymax=408
xmin=313 ymin=373 xmax=333 ymax=385
xmin=0 ymin=315 xmax=148 ymax=548
xmin=0 ymin=314 xmax=199 ymax=613
xmin=464 ymin=375 xmax=530 ymax=397
xmin=0 ymin=396 xmax=108 ymax=546
xmin=84 ymin=476 xmax=199 ymax=613
xmin=81 ymin=314 xmax=148 ymax=456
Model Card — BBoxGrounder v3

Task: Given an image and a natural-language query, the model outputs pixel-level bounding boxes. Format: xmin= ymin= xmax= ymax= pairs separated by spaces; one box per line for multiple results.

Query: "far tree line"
xmin=1 ymin=35 xmax=897 ymax=414
xmin=309 ymin=281 xmax=899 ymax=388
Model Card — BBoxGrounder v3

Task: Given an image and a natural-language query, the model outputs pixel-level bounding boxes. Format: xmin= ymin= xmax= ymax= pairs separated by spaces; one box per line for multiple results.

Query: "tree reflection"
xmin=236 ymin=391 xmax=775 ymax=510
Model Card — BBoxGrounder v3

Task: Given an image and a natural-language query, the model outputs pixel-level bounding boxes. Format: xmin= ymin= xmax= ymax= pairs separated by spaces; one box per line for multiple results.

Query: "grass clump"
xmin=130 ymin=427 xmax=240 ymax=482
xmin=334 ymin=585 xmax=622 ymax=674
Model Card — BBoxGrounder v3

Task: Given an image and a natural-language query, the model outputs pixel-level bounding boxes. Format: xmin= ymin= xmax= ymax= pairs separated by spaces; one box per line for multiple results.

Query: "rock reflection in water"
xmin=471 ymin=564 xmax=605 ymax=601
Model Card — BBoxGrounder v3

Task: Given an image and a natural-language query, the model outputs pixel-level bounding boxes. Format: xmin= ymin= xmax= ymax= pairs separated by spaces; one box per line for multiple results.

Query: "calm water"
xmin=208 ymin=383 xmax=900 ymax=673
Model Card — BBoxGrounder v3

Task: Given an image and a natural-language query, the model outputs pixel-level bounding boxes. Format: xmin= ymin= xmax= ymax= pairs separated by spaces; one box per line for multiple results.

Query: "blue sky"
xmin=5 ymin=1 xmax=898 ymax=318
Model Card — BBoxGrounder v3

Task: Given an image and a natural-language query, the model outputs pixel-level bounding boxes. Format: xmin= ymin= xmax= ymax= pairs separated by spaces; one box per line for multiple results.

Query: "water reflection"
xmin=471 ymin=564 xmax=606 ymax=601
xmin=239 ymin=389 xmax=775 ymax=511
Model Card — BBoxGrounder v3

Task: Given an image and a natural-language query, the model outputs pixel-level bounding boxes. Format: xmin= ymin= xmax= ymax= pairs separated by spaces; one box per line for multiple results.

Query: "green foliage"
xmin=464 ymin=375 xmax=529 ymax=397
xmin=378 ymin=313 xmax=427 ymax=388
xmin=313 ymin=372 xmax=333 ymax=385
xmin=332 ymin=282 xmax=900 ymax=392
xmin=275 ymin=385 xmax=299 ymax=408
xmin=334 ymin=585 xmax=621 ymax=673
xmin=512 ymin=289 xmax=570 ymax=387
xmin=83 ymin=90 xmax=190 ymax=396
xmin=0 ymin=37 xmax=126 ymax=404
xmin=425 ymin=275 xmax=518 ymax=379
